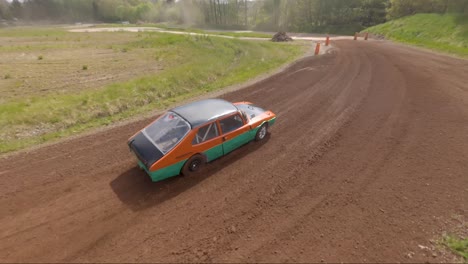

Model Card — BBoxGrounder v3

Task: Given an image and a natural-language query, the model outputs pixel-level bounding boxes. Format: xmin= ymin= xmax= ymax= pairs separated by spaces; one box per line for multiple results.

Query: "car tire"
xmin=182 ymin=154 xmax=205 ymax=176
xmin=255 ymin=123 xmax=268 ymax=141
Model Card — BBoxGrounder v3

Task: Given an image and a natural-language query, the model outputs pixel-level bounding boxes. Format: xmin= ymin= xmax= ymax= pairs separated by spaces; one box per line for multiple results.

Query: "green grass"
xmin=0 ymin=27 xmax=90 ymax=52
xmin=365 ymin=13 xmax=468 ymax=57
xmin=203 ymin=30 xmax=272 ymax=38
xmin=443 ymin=235 xmax=468 ymax=261
xmin=0 ymin=27 xmax=68 ymax=38
xmin=0 ymin=29 xmax=303 ymax=153
xmin=93 ymin=23 xmax=272 ymax=38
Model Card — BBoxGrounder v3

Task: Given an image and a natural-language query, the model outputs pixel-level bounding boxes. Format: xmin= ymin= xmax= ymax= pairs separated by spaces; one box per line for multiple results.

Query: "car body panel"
xmin=222 ymin=127 xmax=253 ymax=154
xmin=128 ymin=99 xmax=276 ymax=182
xmin=138 ymin=159 xmax=187 ymax=182
xmin=203 ymin=144 xmax=224 ymax=162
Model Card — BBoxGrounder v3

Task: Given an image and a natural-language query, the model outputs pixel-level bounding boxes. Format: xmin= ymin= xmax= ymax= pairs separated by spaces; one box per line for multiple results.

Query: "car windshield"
xmin=143 ymin=112 xmax=191 ymax=154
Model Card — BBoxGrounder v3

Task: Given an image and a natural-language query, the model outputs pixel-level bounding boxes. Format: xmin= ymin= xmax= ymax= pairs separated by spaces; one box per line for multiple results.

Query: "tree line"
xmin=1 ymin=0 xmax=467 ymax=33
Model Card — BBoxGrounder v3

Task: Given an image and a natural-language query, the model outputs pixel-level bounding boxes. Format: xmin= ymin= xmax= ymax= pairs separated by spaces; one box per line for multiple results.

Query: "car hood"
xmin=236 ymin=103 xmax=267 ymax=119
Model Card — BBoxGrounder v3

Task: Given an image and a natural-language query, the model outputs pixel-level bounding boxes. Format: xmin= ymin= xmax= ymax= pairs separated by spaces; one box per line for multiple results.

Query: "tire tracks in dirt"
xmin=0 ymin=40 xmax=467 ymax=262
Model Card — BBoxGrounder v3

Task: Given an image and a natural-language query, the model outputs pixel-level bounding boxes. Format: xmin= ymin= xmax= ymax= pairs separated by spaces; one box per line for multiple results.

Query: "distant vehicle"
xmin=128 ymin=99 xmax=276 ymax=182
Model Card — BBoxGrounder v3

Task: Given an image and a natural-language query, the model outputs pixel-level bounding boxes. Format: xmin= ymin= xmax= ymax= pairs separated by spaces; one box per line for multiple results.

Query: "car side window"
xmin=192 ymin=122 xmax=219 ymax=145
xmin=219 ymin=114 xmax=244 ymax=134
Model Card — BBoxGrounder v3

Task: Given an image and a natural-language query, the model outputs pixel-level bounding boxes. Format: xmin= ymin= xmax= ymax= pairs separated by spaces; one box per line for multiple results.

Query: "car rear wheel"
xmin=182 ymin=154 xmax=205 ymax=176
xmin=255 ymin=124 xmax=268 ymax=141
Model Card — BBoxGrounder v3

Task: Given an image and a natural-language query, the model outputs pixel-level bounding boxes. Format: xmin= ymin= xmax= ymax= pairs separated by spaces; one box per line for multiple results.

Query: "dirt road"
xmin=1 ymin=40 xmax=467 ymax=262
xmin=68 ymin=26 xmax=354 ymax=42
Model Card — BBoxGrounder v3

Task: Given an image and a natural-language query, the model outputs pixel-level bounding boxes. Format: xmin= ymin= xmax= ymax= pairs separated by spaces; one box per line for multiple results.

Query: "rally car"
xmin=128 ymin=98 xmax=276 ymax=182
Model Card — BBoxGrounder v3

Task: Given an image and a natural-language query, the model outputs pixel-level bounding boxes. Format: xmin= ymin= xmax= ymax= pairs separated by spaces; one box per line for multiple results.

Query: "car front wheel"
xmin=255 ymin=124 xmax=268 ymax=141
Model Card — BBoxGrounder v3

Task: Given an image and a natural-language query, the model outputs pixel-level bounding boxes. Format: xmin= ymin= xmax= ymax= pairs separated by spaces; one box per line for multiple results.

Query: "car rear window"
xmin=143 ymin=112 xmax=191 ymax=154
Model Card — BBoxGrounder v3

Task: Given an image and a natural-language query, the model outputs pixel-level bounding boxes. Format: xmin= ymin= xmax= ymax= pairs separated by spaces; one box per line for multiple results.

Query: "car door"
xmin=191 ymin=121 xmax=224 ymax=162
xmin=219 ymin=113 xmax=252 ymax=155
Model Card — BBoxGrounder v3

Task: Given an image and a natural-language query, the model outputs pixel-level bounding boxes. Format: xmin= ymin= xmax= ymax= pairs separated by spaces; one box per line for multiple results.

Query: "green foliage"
xmin=360 ymin=0 xmax=389 ymax=27
xmin=387 ymin=0 xmax=468 ymax=19
xmin=443 ymin=235 xmax=468 ymax=260
xmin=366 ymin=13 xmax=468 ymax=56
xmin=0 ymin=0 xmax=13 ymax=20
xmin=0 ymin=0 xmax=159 ymax=23
xmin=1 ymin=0 xmax=468 ymax=35
xmin=251 ymin=0 xmax=388 ymax=34
xmin=37 ymin=55 xmax=43 ymax=60
xmin=10 ymin=0 xmax=22 ymax=18
xmin=82 ymin=65 xmax=88 ymax=70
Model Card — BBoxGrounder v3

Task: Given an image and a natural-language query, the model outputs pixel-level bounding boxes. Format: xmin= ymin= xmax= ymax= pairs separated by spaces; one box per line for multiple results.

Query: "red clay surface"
xmin=1 ymin=40 xmax=467 ymax=263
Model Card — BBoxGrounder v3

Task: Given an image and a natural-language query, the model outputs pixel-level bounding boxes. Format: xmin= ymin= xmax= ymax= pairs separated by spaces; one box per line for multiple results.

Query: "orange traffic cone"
xmin=314 ymin=42 xmax=321 ymax=55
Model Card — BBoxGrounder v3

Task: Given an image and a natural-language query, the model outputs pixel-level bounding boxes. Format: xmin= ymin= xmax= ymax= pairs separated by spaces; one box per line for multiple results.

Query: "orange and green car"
xmin=127 ymin=99 xmax=276 ymax=182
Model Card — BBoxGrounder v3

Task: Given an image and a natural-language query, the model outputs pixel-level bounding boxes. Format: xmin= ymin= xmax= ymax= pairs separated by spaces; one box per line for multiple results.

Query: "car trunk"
xmin=128 ymin=132 xmax=164 ymax=169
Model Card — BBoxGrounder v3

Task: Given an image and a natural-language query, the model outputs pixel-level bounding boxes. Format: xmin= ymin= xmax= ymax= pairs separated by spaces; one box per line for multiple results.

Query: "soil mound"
xmin=272 ymin=32 xmax=293 ymax=42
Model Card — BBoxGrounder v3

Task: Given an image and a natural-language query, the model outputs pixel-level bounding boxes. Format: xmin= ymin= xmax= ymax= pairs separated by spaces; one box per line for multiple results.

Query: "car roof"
xmin=171 ymin=99 xmax=239 ymax=128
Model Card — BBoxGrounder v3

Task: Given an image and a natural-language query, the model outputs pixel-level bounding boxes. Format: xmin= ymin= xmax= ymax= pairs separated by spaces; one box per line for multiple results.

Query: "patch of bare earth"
xmin=0 ymin=33 xmax=161 ymax=101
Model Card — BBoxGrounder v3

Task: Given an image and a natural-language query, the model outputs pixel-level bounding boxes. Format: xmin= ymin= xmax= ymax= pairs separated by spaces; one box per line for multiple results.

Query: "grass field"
xmin=365 ymin=14 xmax=468 ymax=57
xmin=0 ymin=26 xmax=304 ymax=154
xmin=93 ymin=23 xmax=273 ymax=38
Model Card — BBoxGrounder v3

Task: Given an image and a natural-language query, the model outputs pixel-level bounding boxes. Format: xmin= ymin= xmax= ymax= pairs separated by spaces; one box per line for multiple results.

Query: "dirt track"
xmin=1 ymin=40 xmax=467 ymax=262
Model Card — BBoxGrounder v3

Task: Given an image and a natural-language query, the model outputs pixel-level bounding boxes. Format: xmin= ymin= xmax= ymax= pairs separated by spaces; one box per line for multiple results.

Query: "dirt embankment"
xmin=0 ymin=40 xmax=467 ymax=262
